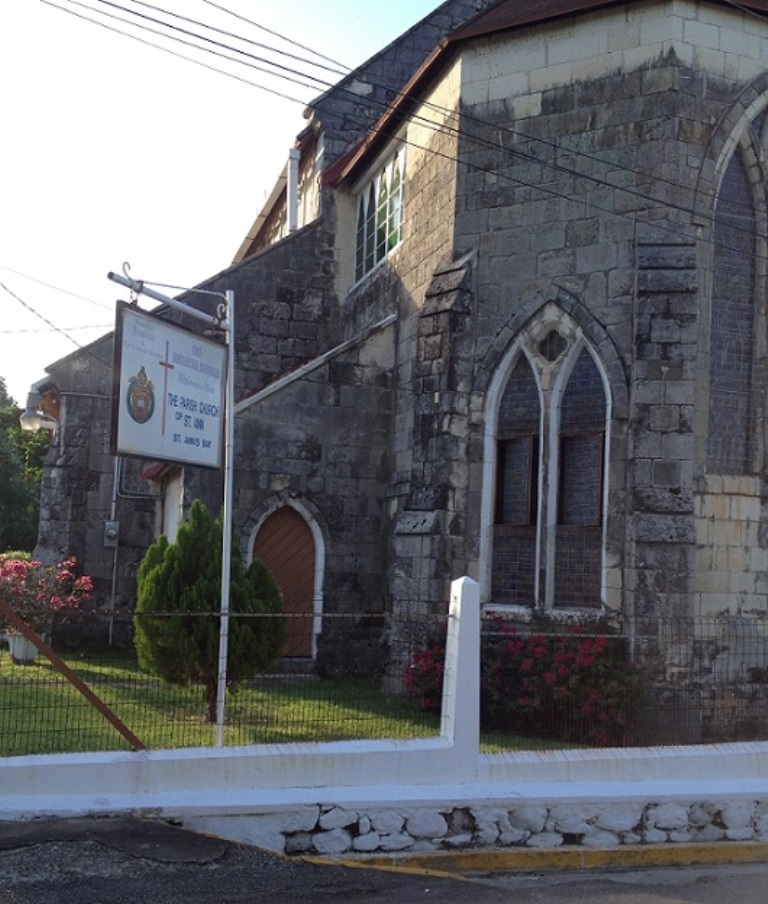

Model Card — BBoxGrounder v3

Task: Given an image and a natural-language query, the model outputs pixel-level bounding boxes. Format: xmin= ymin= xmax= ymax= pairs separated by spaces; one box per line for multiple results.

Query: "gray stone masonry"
xmin=272 ymin=798 xmax=768 ymax=856
xmin=631 ymin=227 xmax=698 ymax=628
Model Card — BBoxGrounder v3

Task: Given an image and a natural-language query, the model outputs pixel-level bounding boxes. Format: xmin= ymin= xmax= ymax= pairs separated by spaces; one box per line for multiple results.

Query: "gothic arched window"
xmin=491 ymin=335 xmax=607 ymax=610
xmin=708 ymin=146 xmax=757 ymax=474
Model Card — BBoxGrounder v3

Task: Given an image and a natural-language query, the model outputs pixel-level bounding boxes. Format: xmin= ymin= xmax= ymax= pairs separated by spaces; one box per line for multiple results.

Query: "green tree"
xmin=134 ymin=499 xmax=286 ymax=721
xmin=0 ymin=378 xmax=49 ymax=552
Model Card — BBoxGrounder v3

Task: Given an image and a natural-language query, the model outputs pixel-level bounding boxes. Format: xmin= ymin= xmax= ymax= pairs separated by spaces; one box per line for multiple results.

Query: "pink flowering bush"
xmin=406 ymin=616 xmax=650 ymax=747
xmin=481 ymin=618 xmax=648 ymax=746
xmin=404 ymin=641 xmax=445 ymax=714
xmin=0 ymin=553 xmax=93 ymax=635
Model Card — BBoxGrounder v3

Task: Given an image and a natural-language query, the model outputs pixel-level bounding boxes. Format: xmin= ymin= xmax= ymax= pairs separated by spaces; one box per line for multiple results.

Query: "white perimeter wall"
xmin=2 ymin=577 xmax=767 ymax=853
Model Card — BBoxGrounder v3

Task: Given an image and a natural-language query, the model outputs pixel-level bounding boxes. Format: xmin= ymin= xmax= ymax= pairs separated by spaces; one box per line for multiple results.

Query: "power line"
xmin=84 ymin=0 xmax=336 ymax=89
xmin=39 ymin=0 xmax=768 ymax=265
xmin=40 ymin=0 xmax=311 ymax=105
xmin=0 ymin=325 xmax=112 ymax=334
xmin=53 ymin=0 xmax=757 ymax=244
xmin=198 ymin=0 xmax=350 ymax=71
xmin=0 ymin=266 xmax=112 ymax=310
xmin=120 ymin=0 xmax=348 ymax=77
xmin=15 ymin=0 xmax=768 ymax=381
xmin=0 ymin=281 xmax=88 ymax=353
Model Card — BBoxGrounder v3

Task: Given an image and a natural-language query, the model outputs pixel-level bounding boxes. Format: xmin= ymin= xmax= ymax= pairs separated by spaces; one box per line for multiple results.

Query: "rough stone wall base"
xmin=184 ymin=794 xmax=768 ymax=857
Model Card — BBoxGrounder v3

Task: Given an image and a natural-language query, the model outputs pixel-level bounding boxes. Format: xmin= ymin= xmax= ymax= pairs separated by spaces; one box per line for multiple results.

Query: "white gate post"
xmin=440 ymin=576 xmax=480 ymax=771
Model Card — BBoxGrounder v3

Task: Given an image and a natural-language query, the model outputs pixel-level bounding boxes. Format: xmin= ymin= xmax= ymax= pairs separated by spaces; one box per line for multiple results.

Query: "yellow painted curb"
xmin=315 ymin=842 xmax=768 ymax=876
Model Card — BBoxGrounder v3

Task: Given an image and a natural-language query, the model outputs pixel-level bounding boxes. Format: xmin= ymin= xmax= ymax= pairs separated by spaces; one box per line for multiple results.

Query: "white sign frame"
xmin=111 ymin=302 xmax=226 ymax=469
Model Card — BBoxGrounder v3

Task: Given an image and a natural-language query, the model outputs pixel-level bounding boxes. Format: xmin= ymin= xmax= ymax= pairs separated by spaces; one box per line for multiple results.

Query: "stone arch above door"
xmin=246 ymin=498 xmax=325 ymax=660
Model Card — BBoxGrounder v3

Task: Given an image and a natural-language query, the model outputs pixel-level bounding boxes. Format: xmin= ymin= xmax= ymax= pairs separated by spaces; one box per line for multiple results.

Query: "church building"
xmin=29 ymin=0 xmax=768 ymax=676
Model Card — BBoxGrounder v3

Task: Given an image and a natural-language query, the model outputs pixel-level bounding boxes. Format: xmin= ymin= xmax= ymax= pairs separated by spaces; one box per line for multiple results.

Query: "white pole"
xmin=106 ymin=269 xmax=234 ymax=745
xmin=287 ymin=148 xmax=300 ymax=233
xmin=215 ymin=289 xmax=235 ymax=747
xmin=108 ymin=457 xmax=120 ymax=646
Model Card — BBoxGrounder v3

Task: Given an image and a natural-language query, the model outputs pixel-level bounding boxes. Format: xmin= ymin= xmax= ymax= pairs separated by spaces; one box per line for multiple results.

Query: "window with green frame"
xmin=354 ymin=151 xmax=403 ymax=281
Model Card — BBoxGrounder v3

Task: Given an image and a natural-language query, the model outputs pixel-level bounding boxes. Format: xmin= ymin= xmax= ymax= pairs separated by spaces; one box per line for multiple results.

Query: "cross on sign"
xmin=158 ymin=341 xmax=174 ymax=436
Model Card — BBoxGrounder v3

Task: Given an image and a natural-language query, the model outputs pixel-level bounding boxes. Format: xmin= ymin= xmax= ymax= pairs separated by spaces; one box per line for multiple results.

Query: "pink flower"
xmin=0 ymin=555 xmax=92 ymax=635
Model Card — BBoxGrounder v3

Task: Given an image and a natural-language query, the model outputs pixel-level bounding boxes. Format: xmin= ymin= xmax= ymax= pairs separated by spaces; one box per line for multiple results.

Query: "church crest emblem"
xmin=126 ymin=366 xmax=155 ymax=424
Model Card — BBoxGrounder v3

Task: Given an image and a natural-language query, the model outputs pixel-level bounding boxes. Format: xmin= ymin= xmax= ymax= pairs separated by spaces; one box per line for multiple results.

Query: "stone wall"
xmin=235 ymin=318 xmax=396 ymax=668
xmin=214 ymin=797 xmax=768 ymax=857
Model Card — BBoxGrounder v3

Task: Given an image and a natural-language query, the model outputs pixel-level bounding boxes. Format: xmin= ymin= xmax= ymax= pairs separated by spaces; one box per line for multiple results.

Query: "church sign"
xmin=111 ymin=302 xmax=226 ymax=468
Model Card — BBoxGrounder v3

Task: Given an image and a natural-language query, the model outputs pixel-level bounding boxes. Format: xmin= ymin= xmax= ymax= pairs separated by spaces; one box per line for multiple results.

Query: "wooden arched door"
xmin=253 ymin=506 xmax=315 ymax=658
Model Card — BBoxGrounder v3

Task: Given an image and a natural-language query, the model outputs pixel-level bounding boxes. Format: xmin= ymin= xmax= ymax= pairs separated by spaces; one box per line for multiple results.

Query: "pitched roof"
xmin=451 ymin=0 xmax=768 ymax=42
xmin=330 ymin=0 xmax=768 ymax=185
xmin=449 ymin=0 xmax=625 ymax=41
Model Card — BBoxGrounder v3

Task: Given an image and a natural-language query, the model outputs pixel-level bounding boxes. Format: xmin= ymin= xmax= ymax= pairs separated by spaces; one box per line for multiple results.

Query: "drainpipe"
xmin=287 ymin=148 xmax=300 ymax=233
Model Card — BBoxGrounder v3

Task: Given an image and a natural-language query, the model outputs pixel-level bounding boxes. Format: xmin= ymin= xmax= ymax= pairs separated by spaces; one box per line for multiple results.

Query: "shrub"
xmin=404 ymin=641 xmax=445 ymax=714
xmin=134 ymin=500 xmax=286 ymax=721
xmin=406 ymin=616 xmax=649 ymax=746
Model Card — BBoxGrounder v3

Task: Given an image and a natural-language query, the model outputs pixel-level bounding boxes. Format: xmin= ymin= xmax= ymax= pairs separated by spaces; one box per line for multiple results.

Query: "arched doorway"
xmin=253 ymin=505 xmax=315 ymax=658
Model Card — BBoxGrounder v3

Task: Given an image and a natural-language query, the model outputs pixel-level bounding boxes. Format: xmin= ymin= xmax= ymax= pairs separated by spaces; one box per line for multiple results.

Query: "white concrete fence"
xmin=2 ymin=576 xmax=768 ymax=856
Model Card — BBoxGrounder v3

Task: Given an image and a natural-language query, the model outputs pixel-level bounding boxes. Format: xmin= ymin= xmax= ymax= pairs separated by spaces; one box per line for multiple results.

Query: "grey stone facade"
xmin=31 ymin=0 xmax=768 ymax=678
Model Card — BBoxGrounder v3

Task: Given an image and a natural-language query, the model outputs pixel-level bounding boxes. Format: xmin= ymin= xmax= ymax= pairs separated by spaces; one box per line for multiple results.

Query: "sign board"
xmin=111 ymin=302 xmax=226 ymax=468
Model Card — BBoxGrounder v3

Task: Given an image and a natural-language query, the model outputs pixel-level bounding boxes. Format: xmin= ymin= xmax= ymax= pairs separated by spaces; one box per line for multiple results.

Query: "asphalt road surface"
xmin=1 ymin=817 xmax=767 ymax=904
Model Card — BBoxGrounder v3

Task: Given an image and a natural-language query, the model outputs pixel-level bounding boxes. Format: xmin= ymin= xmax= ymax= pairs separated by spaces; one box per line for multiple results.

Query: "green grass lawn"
xmin=0 ymin=648 xmax=569 ymax=757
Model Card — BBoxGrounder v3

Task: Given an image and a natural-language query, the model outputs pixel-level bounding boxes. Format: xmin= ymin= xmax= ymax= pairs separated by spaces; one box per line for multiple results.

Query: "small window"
xmin=354 ymin=152 xmax=403 ymax=281
xmin=558 ymin=433 xmax=603 ymax=526
xmin=557 ymin=350 xmax=605 ymax=527
xmin=496 ymin=436 xmax=539 ymax=525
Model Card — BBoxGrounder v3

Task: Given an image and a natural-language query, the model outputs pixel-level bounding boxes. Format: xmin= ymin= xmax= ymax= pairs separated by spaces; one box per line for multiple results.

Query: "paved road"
xmin=1 ymin=817 xmax=767 ymax=904
xmin=467 ymin=862 xmax=768 ymax=903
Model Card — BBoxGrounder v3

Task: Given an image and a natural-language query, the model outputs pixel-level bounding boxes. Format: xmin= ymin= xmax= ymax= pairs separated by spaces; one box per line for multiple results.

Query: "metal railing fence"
xmin=2 ymin=607 xmax=768 ymax=757
xmin=478 ymin=612 xmax=768 ymax=748
xmin=0 ymin=608 xmax=444 ymax=757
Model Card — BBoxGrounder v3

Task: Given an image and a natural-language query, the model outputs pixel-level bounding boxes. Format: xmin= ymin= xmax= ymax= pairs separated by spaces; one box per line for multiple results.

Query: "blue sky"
xmin=0 ymin=1 xmax=437 ymax=404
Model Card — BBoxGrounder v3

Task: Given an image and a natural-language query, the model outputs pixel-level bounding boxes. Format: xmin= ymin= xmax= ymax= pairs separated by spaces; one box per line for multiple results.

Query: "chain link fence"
xmin=2 ymin=607 xmax=768 ymax=757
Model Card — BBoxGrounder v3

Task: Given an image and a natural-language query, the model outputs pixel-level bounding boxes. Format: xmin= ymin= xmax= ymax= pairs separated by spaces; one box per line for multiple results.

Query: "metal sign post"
xmin=107 ymin=268 xmax=234 ymax=747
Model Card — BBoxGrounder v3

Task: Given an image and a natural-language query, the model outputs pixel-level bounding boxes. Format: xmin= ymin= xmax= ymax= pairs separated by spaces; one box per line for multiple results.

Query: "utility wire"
xmin=15 ymin=0 xmax=767 ymax=375
xmin=40 ymin=0 xmax=310 ymax=104
xmin=43 ymin=0 xmax=739 ymax=225
xmin=119 ymin=0 xmax=348 ymax=77
xmin=0 ymin=281 xmax=88 ymax=353
xmin=53 ymin=0 xmax=758 ymax=242
xmin=0 ymin=266 xmax=112 ymax=310
xmin=87 ymin=0 xmax=335 ymax=88
xmin=0 ymin=325 xmax=112 ymax=334
xmin=39 ymin=0 xmax=763 ymax=287
xmin=198 ymin=0 xmax=350 ymax=70
xmin=40 ymin=0 xmax=768 ymax=266
xmin=62 ymin=0 xmax=325 ymax=90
